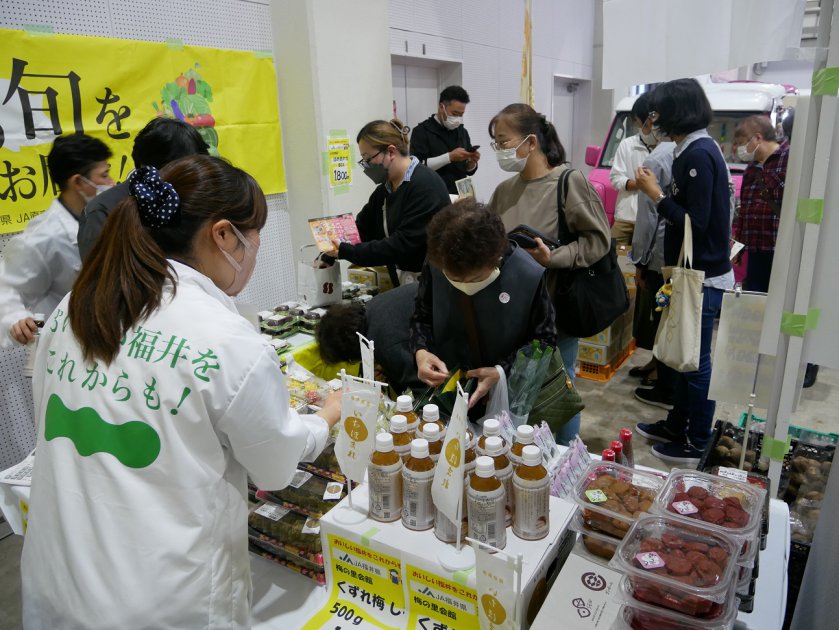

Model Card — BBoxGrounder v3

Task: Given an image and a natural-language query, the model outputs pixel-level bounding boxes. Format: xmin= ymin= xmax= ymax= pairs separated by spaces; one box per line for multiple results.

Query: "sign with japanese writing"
xmin=0 ymin=28 xmax=285 ymax=233
xmin=405 ymin=563 xmax=479 ymax=630
xmin=475 ymin=547 xmax=516 ymax=630
xmin=328 ymin=136 xmax=352 ymax=188
xmin=335 ymin=374 xmax=380 ymax=483
xmin=431 ymin=386 xmax=466 ymax=527
xmin=303 ymin=535 xmax=406 ymax=629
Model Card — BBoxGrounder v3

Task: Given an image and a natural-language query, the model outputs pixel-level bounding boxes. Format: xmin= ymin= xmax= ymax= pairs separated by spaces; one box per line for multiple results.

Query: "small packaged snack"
xmin=256 ymin=470 xmax=346 ymax=518
xmin=298 ymin=443 xmax=346 ymax=483
xmin=248 ymin=501 xmax=324 ymax=558
xmin=611 ymin=515 xmax=739 ymax=618
xmin=570 ymin=512 xmax=620 ymax=561
xmin=248 ymin=538 xmax=326 ymax=585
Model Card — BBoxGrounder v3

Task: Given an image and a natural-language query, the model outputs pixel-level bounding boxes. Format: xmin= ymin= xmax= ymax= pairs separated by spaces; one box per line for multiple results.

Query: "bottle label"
xmin=402 ymin=467 xmax=435 ymax=530
xmin=468 ymin=485 xmax=506 ymax=550
xmin=512 ymin=475 xmax=550 ymax=539
xmin=368 ymin=461 xmax=403 ymax=521
xmin=497 ymin=465 xmax=514 ymax=526
xmin=434 ymin=507 xmax=464 ymax=543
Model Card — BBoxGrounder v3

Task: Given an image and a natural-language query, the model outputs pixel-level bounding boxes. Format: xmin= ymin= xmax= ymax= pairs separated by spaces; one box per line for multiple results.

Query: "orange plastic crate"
xmin=576 ymin=340 xmax=636 ymax=382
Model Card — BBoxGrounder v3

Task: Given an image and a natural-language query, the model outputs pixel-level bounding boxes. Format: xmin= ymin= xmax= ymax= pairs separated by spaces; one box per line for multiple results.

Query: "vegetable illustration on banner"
xmin=335 ymin=372 xmax=380 ymax=483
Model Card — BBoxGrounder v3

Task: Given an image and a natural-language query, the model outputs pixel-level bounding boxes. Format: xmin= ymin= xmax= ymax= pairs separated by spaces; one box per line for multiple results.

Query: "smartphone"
xmin=508 ymin=224 xmax=560 ymax=250
xmin=469 ymin=145 xmax=480 ymax=152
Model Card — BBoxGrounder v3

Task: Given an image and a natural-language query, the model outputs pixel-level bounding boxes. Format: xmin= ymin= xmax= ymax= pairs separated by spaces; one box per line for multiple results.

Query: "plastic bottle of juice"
xmin=476 ymin=418 xmax=506 ymax=457
xmin=467 ymin=455 xmax=507 ymax=551
xmin=484 ymin=436 xmax=513 ymax=527
xmin=421 ymin=423 xmax=443 ymax=463
xmin=512 ymin=445 xmax=550 ymax=540
xmin=390 ymin=415 xmax=413 ymax=462
xmin=402 ymin=438 xmax=435 ymax=531
xmin=395 ymin=395 xmax=419 ymax=437
xmin=434 ymin=434 xmax=471 ymax=543
xmin=508 ymin=424 xmax=535 ymax=470
xmin=368 ymin=433 xmax=403 ymax=523
xmin=419 ymin=403 xmax=446 ymax=439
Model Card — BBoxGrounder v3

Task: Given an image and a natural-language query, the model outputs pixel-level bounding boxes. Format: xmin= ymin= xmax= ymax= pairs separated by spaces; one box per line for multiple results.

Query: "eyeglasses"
xmin=358 ymin=150 xmax=382 ymax=169
xmin=646 ymin=111 xmax=660 ymax=124
xmin=490 ymin=137 xmax=524 ymax=151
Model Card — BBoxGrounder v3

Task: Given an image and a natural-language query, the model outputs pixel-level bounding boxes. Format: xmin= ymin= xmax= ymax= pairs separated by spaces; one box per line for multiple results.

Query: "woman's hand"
xmin=416 ymin=349 xmax=449 ymax=387
xmin=525 ymin=237 xmax=551 ymax=267
xmin=316 ymin=390 xmax=343 ymax=428
xmin=635 ymin=166 xmax=662 ymax=200
xmin=465 ymin=367 xmax=501 ymax=409
xmin=324 ymin=239 xmax=341 ymax=259
xmin=10 ymin=317 xmax=38 ymax=345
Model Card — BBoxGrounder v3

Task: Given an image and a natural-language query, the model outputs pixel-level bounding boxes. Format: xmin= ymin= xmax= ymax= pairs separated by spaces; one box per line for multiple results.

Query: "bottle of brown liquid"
xmin=476 ymin=418 xmax=506 ymax=457
xmin=484 ymin=436 xmax=513 ymax=527
xmin=467 ymin=456 xmax=506 ymax=551
xmin=368 ymin=433 xmax=403 ymax=522
xmin=402 ymin=438 xmax=435 ymax=531
xmin=421 ymin=423 xmax=443 ymax=463
xmin=396 ymin=395 xmax=419 ymax=438
xmin=512 ymin=445 xmax=550 ymax=540
xmin=508 ymin=424 xmax=535 ymax=470
xmin=419 ymin=403 xmax=446 ymax=439
xmin=389 ymin=415 xmax=413 ymax=462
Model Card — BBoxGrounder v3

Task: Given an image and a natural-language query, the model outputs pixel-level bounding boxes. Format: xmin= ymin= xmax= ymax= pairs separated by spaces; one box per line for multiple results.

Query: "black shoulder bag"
xmin=552 ymin=169 xmax=629 ymax=338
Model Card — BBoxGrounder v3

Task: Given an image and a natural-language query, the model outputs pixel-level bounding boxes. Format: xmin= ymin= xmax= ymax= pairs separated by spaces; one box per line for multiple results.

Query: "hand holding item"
xmin=415 ymin=349 xmax=449 ymax=387
xmin=316 ymin=390 xmax=342 ymax=428
xmin=466 ymin=149 xmax=481 ymax=170
xmin=324 ymin=239 xmax=341 ymax=259
xmin=10 ymin=317 xmax=39 ymax=345
xmin=634 ymin=166 xmax=661 ymax=200
xmin=525 ymin=237 xmax=552 ymax=267
xmin=465 ymin=366 xmax=501 ymax=408
xmin=449 ymin=147 xmax=473 ymax=162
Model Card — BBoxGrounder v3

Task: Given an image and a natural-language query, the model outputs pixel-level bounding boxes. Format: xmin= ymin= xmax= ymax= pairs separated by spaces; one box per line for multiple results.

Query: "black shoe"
xmin=636 ymin=420 xmax=682 ymax=443
xmin=634 ymin=387 xmax=674 ymax=410
xmin=629 ymin=365 xmax=656 ymax=378
xmin=651 ymin=441 xmax=703 ymax=466
xmin=639 ymin=374 xmax=658 ymax=388
xmin=803 ymin=364 xmax=819 ymax=388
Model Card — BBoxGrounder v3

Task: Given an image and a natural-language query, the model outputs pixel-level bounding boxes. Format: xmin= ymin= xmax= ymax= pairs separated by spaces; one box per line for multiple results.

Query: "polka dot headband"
xmin=128 ymin=166 xmax=181 ymax=229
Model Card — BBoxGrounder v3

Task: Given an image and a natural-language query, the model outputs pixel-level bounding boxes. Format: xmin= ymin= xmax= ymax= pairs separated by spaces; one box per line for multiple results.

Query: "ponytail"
xmin=489 ymin=103 xmax=567 ymax=167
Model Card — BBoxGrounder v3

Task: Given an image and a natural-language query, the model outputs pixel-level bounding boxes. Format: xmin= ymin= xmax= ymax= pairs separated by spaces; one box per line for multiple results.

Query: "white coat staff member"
xmin=22 ymin=156 xmax=342 ymax=629
xmin=0 ymin=133 xmax=114 ymax=349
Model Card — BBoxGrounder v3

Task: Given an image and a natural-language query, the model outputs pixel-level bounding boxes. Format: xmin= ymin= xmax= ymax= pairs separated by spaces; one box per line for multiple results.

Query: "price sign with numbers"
xmin=328 ymin=136 xmax=352 ymax=188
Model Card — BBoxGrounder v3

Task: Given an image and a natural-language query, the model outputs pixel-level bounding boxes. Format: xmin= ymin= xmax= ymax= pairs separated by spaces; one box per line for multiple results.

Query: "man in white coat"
xmin=0 ymin=133 xmax=113 ymax=349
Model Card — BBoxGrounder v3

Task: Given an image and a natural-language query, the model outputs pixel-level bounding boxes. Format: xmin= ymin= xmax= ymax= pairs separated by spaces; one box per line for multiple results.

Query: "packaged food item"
xmin=512 ymin=445 xmax=550 ymax=540
xmin=709 ymin=465 xmax=770 ymax=550
xmin=257 ymin=470 xmax=346 ymax=518
xmin=508 ymin=424 xmax=535 ymax=470
xmin=248 ymin=538 xmax=326 ymax=585
xmin=389 ymin=415 xmax=413 ymax=462
xmin=297 ymin=443 xmax=345 ymax=483
xmin=248 ymin=502 xmax=324 ymax=561
xmin=395 ymin=395 xmax=419 ymax=437
xmin=402 ymin=438 xmax=435 ymax=531
xmin=484 ymin=436 xmax=513 ymax=526
xmin=476 ymin=418 xmax=506 ymax=456
xmin=620 ymin=428 xmax=635 ymax=468
xmin=421 ymin=423 xmax=443 ymax=463
xmin=572 ymin=462 xmax=663 ymax=538
xmin=611 ymin=515 xmax=739 ymax=618
xmin=577 ymin=521 xmax=620 ymax=561
xmin=368 ymin=434 xmax=403 ymax=522
xmin=653 ymin=469 xmax=764 ymax=564
xmin=419 ymin=403 xmax=446 ymax=439
xmin=467 ymin=456 xmax=507 ymax=551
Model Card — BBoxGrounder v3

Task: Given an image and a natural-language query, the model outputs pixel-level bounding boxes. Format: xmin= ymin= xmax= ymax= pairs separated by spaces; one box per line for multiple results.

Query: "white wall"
xmin=388 ymin=0 xmax=597 ymax=202
xmin=751 ymin=60 xmax=815 ymax=91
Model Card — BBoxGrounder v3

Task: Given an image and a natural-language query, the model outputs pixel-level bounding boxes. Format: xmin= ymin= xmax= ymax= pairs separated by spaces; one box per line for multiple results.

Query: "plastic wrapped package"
xmin=256 ymin=470 xmax=346 ymax=518
xmin=568 ymin=511 xmax=620 ymax=561
xmin=709 ymin=466 xmax=770 ymax=550
xmin=248 ymin=538 xmax=326 ymax=585
xmin=248 ymin=501 xmax=324 ymax=557
xmin=298 ymin=443 xmax=346 ymax=483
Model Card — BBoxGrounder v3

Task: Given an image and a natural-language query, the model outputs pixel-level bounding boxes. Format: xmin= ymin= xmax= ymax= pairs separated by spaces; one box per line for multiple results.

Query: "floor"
xmin=1 ymin=347 xmax=837 ymax=629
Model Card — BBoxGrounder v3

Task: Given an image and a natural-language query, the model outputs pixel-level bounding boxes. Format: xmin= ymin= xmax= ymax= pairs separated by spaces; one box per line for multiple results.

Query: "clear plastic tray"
xmin=610 ymin=515 xmax=739 ymax=617
xmin=568 ymin=511 xmax=621 ymax=561
xmin=571 ymin=461 xmax=664 ymax=539
xmin=615 ymin=575 xmax=739 ymax=630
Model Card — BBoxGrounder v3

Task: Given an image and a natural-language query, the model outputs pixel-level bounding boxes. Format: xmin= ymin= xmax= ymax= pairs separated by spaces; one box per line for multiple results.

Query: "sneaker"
xmin=634 ymin=387 xmax=674 ymax=410
xmin=635 ymin=420 xmax=681 ymax=443
xmin=629 ymin=364 xmax=656 ymax=378
xmin=651 ymin=441 xmax=703 ymax=466
xmin=803 ymin=364 xmax=819 ymax=388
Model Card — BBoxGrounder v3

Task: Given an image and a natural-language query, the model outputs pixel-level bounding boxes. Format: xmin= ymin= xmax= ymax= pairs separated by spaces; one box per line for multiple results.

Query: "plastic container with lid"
xmin=368 ymin=434 xmax=403 ymax=522
xmin=610 ymin=514 xmax=740 ymax=618
xmin=476 ymin=418 xmax=506 ymax=456
xmin=389 ymin=415 xmax=413 ymax=462
xmin=395 ymin=395 xmax=419 ymax=437
xmin=421 ymin=423 xmax=443 ymax=463
xmin=571 ymin=461 xmax=664 ymax=539
xmin=467 ymin=456 xmax=506 ymax=551
xmin=652 ymin=468 xmax=765 ymax=565
xmin=508 ymin=425 xmax=535 ymax=469
xmin=402 ymin=438 xmax=435 ymax=531
xmin=568 ymin=510 xmax=620 ymax=561
xmin=484 ymin=436 xmax=513 ymax=527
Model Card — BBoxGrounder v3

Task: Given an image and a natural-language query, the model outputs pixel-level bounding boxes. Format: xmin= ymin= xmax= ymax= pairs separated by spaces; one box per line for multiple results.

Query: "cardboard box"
xmin=529 ymin=547 xmax=623 ymax=630
xmin=347 ymin=266 xmax=395 ymax=293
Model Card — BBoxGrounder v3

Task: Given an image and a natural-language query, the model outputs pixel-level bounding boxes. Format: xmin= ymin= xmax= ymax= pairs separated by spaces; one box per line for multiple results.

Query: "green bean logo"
xmin=45 ymin=394 xmax=161 ymax=469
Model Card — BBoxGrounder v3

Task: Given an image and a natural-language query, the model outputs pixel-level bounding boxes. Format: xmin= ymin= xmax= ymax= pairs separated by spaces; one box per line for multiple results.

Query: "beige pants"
xmin=611 ymin=219 xmax=635 ymax=247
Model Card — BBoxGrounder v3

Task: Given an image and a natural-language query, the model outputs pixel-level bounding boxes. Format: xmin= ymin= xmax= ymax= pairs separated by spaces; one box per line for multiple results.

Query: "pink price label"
xmin=635 ymin=552 xmax=666 ymax=570
xmin=585 ymin=489 xmax=608 ymax=503
xmin=672 ymin=500 xmax=699 ymax=515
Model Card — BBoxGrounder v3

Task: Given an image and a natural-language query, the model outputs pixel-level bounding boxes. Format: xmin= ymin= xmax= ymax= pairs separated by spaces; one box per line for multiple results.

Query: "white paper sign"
xmin=334 ymin=374 xmax=380 ymax=484
xmin=432 ymin=386 xmax=468 ymax=525
xmin=357 ymin=332 xmax=375 ymax=382
xmin=475 ymin=546 xmax=516 ymax=630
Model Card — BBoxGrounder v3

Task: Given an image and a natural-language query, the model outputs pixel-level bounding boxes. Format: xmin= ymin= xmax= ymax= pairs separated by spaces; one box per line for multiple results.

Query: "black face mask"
xmin=363 ymin=162 xmax=388 ymax=185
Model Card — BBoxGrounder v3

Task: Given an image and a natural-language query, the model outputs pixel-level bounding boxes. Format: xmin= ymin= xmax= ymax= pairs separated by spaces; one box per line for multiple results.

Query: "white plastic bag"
xmin=478 ymin=366 xmax=517 ymax=443
xmin=297 ymin=245 xmax=340 ymax=308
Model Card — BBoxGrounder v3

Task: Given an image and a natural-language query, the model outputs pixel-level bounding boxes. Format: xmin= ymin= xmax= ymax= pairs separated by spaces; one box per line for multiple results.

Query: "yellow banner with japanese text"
xmin=0 ymin=28 xmax=284 ymax=234
xmin=405 ymin=563 xmax=479 ymax=630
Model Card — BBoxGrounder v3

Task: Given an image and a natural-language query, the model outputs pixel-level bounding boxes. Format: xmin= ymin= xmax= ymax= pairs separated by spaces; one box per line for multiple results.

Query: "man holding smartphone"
xmin=410 ymin=85 xmax=480 ymax=195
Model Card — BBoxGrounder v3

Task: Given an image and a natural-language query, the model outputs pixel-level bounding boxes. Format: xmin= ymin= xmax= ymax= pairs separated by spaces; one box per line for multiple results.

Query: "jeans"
xmin=664 ymin=286 xmax=723 ymax=449
xmin=555 ymin=334 xmax=581 ymax=445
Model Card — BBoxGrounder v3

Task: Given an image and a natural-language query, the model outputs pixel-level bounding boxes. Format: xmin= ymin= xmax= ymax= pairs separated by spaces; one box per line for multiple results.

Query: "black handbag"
xmin=552 ymin=169 xmax=629 ymax=338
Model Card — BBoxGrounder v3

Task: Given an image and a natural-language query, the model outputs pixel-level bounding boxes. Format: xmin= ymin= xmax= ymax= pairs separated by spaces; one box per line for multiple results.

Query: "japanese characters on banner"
xmin=431 ymin=386 xmax=467 ymax=527
xmin=0 ymin=28 xmax=285 ymax=234
xmin=328 ymin=135 xmax=352 ymax=189
xmin=405 ymin=562 xmax=479 ymax=629
xmin=303 ymin=535 xmax=406 ymax=630
xmin=335 ymin=373 xmax=380 ymax=483
xmin=475 ymin=547 xmax=516 ymax=630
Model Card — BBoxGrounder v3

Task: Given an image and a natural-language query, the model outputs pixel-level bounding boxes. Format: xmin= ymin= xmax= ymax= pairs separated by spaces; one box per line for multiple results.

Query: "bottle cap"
xmin=376 ymin=433 xmax=394 ymax=452
xmin=482 ymin=418 xmax=500 ymax=436
xmin=411 ymin=438 xmax=429 ymax=459
xmin=522 ymin=445 xmax=542 ymax=467
xmin=475 ymin=456 xmax=496 ymax=478
xmin=485 ymin=436 xmax=504 ymax=456
xmin=610 ymin=440 xmax=623 ymax=454
xmin=422 ymin=404 xmax=439 ymax=421
xmin=516 ymin=425 xmax=535 ymax=444
xmin=619 ymin=428 xmax=633 ymax=442
xmin=602 ymin=448 xmax=616 ymax=462
xmin=396 ymin=395 xmax=413 ymax=412
xmin=390 ymin=415 xmax=407 ymax=432
xmin=421 ymin=423 xmax=441 ymax=442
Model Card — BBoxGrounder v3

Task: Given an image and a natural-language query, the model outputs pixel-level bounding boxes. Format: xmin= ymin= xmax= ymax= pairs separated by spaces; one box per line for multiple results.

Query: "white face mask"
xmin=640 ymin=129 xmax=658 ymax=147
xmin=495 ymin=135 xmax=533 ymax=172
xmin=441 ymin=105 xmax=463 ymax=130
xmin=79 ymin=175 xmax=114 ymax=204
xmin=219 ymin=223 xmax=259 ymax=296
xmin=444 ymin=267 xmax=500 ymax=296
xmin=736 ymin=137 xmax=758 ymax=162
xmin=652 ymin=126 xmax=671 ymax=144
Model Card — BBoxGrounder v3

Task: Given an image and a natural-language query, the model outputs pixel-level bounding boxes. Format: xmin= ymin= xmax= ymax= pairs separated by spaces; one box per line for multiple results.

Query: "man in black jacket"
xmin=410 ymin=86 xmax=480 ymax=195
